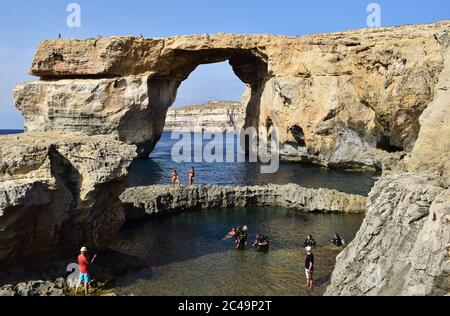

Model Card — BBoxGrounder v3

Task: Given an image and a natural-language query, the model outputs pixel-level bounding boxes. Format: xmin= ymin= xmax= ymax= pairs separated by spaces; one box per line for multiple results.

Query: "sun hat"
xmin=80 ymin=247 xmax=88 ymax=252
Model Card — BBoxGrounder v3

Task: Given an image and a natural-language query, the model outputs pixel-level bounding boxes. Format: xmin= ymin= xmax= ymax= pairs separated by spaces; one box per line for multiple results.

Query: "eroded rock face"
xmin=0 ymin=132 xmax=136 ymax=264
xmin=408 ymin=31 xmax=450 ymax=185
xmin=120 ymin=184 xmax=366 ymax=221
xmin=325 ymin=172 xmax=449 ymax=296
xmin=15 ymin=21 xmax=450 ymax=167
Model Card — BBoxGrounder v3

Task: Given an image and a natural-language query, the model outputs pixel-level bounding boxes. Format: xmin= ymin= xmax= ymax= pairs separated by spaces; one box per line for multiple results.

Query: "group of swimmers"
xmin=223 ymin=226 xmax=270 ymax=252
xmin=171 ymin=167 xmax=196 ymax=187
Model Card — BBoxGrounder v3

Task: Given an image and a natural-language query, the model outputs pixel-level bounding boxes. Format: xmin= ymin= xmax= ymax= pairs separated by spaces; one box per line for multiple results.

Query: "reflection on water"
xmin=126 ymin=132 xmax=377 ymax=196
xmin=112 ymin=207 xmax=364 ymax=296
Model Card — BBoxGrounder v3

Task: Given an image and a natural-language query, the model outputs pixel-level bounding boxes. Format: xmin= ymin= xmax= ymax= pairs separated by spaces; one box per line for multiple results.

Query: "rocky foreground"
xmin=120 ymin=184 xmax=367 ymax=220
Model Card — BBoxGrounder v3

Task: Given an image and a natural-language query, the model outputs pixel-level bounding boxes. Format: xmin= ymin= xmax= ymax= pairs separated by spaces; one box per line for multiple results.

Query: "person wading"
xmin=304 ymin=246 xmax=314 ymax=290
xmin=75 ymin=247 xmax=97 ymax=296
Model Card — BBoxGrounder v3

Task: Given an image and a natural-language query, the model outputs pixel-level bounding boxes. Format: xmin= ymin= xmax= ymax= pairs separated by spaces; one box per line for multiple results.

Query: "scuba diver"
xmin=235 ymin=226 xmax=248 ymax=250
xmin=331 ymin=233 xmax=344 ymax=246
xmin=252 ymin=234 xmax=269 ymax=252
xmin=304 ymin=235 xmax=317 ymax=248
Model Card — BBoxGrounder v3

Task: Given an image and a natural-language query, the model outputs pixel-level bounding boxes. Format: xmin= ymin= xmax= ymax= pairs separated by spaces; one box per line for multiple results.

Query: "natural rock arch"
xmin=14 ymin=22 xmax=450 ymax=169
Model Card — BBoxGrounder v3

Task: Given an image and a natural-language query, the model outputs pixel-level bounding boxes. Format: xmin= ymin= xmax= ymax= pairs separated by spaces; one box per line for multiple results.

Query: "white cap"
xmin=80 ymin=247 xmax=88 ymax=252
xmin=305 ymin=246 xmax=312 ymax=253
xmin=242 ymin=226 xmax=248 ymax=232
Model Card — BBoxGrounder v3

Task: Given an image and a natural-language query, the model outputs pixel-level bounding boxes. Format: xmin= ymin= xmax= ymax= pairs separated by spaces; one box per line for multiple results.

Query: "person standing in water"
xmin=304 ymin=246 xmax=314 ymax=290
xmin=75 ymin=247 xmax=97 ymax=296
xmin=172 ymin=170 xmax=181 ymax=187
xmin=188 ymin=167 xmax=196 ymax=186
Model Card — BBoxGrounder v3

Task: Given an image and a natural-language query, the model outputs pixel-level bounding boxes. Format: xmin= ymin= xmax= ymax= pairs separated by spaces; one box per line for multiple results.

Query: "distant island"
xmin=164 ymin=101 xmax=245 ymax=132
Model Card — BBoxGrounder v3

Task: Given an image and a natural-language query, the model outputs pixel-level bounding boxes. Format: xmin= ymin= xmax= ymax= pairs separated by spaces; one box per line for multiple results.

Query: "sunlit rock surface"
xmin=0 ymin=132 xmax=136 ymax=264
xmin=16 ymin=21 xmax=450 ymax=167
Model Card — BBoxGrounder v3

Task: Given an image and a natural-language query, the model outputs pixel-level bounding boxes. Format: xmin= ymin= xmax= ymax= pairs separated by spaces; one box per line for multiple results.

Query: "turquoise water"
xmin=127 ymin=132 xmax=378 ymax=195
xmin=112 ymin=207 xmax=364 ymax=296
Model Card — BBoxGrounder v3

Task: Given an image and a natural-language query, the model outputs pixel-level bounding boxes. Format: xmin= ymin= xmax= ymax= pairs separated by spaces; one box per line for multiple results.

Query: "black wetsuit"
xmin=331 ymin=237 xmax=343 ymax=246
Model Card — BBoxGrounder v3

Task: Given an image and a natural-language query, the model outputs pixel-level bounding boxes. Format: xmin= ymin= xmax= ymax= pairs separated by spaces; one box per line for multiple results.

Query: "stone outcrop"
xmin=164 ymin=101 xmax=245 ymax=132
xmin=120 ymin=184 xmax=366 ymax=220
xmin=408 ymin=30 xmax=450 ymax=185
xmin=0 ymin=132 xmax=136 ymax=264
xmin=14 ymin=21 xmax=450 ymax=169
xmin=0 ymin=278 xmax=67 ymax=296
xmin=325 ymin=172 xmax=450 ymax=296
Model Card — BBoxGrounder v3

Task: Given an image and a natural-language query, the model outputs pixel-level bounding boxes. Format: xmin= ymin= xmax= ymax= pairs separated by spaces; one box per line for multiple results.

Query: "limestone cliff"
xmin=0 ymin=132 xmax=136 ymax=264
xmin=14 ymin=21 xmax=450 ymax=168
xmin=326 ymin=26 xmax=450 ymax=296
xmin=164 ymin=101 xmax=245 ymax=132
xmin=325 ymin=172 xmax=449 ymax=296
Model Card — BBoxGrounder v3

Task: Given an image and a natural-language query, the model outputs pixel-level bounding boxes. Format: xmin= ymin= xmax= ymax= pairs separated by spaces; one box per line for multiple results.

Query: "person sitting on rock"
xmin=331 ymin=233 xmax=343 ymax=246
xmin=171 ymin=170 xmax=181 ymax=187
xmin=304 ymin=235 xmax=317 ymax=248
xmin=75 ymin=247 xmax=97 ymax=296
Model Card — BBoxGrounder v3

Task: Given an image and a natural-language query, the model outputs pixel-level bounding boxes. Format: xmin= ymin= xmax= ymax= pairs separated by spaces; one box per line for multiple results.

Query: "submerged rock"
xmin=120 ymin=184 xmax=367 ymax=220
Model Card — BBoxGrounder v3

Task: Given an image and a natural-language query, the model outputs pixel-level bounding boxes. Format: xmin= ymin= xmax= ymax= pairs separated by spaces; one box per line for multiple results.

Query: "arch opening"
xmin=136 ymin=49 xmax=269 ymax=158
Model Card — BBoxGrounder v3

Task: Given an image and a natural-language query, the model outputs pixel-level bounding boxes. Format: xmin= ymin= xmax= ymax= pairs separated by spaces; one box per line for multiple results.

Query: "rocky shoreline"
xmin=120 ymin=184 xmax=367 ymax=221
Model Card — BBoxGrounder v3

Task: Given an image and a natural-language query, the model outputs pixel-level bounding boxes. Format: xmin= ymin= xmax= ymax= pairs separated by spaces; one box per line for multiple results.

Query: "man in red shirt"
xmin=75 ymin=247 xmax=97 ymax=296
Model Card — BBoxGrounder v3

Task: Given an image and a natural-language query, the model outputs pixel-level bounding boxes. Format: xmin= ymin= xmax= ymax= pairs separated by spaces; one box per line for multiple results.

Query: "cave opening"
xmin=376 ymin=135 xmax=403 ymax=153
xmin=289 ymin=125 xmax=306 ymax=147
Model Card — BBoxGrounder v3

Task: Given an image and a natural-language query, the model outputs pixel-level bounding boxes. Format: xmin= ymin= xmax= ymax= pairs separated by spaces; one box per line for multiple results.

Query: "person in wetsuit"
xmin=304 ymin=235 xmax=317 ymax=248
xmin=331 ymin=233 xmax=343 ymax=246
xmin=253 ymin=234 xmax=269 ymax=252
xmin=236 ymin=226 xmax=248 ymax=250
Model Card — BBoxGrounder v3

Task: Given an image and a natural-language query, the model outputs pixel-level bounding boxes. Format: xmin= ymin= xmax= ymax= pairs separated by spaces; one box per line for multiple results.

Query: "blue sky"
xmin=0 ymin=1 xmax=449 ymax=129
